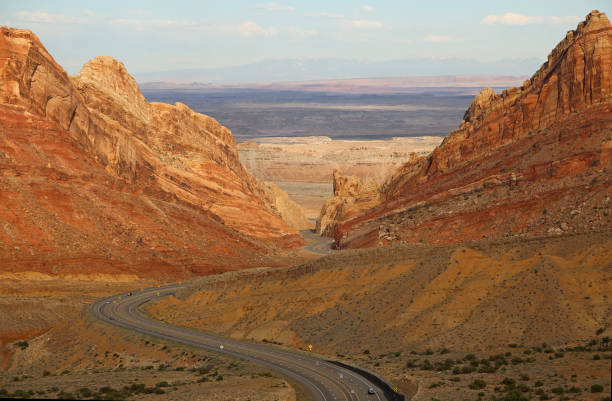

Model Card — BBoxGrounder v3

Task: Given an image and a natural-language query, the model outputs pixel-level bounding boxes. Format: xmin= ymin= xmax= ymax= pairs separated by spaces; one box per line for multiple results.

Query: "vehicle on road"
xmin=94 ymin=284 xmax=398 ymax=401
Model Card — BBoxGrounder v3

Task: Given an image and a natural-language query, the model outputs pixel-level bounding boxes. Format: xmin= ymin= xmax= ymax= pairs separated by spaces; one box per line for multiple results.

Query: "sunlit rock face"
xmin=0 ymin=27 xmax=308 ymax=277
xmin=325 ymin=11 xmax=612 ymax=248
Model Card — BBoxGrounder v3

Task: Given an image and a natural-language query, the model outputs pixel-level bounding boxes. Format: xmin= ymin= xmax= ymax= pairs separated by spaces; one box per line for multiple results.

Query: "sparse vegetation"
xmin=469 ymin=379 xmax=487 ymax=389
xmin=551 ymin=386 xmax=564 ymax=394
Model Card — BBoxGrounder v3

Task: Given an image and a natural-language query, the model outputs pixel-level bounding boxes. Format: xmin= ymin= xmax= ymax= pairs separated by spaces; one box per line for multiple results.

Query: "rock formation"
xmin=0 ymin=27 xmax=308 ymax=277
xmin=315 ymin=170 xmax=379 ymax=237
xmin=320 ymin=10 xmax=612 ymax=248
xmin=238 ymin=136 xmax=442 ymax=219
xmin=72 ymin=56 xmax=310 ymax=234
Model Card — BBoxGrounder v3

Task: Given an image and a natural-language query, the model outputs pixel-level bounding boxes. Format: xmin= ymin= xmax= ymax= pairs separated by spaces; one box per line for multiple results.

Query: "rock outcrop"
xmin=238 ymin=136 xmax=442 ymax=219
xmin=323 ymin=10 xmax=612 ymax=248
xmin=315 ymin=170 xmax=379 ymax=237
xmin=0 ymin=27 xmax=308 ymax=277
xmin=72 ymin=56 xmax=309 ymax=234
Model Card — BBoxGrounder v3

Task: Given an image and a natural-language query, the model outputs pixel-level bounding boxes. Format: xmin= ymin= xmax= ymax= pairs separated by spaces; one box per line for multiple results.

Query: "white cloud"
xmin=14 ymin=10 xmax=80 ymax=24
xmin=236 ymin=21 xmax=279 ymax=37
xmin=351 ymin=19 xmax=383 ymax=29
xmin=286 ymin=26 xmax=318 ymax=37
xmin=481 ymin=13 xmax=580 ymax=26
xmin=424 ymin=35 xmax=458 ymax=43
xmin=318 ymin=12 xmax=345 ymax=19
xmin=111 ymin=18 xmax=191 ymax=31
xmin=361 ymin=5 xmax=375 ymax=12
xmin=257 ymin=3 xmax=295 ymax=12
xmin=126 ymin=9 xmax=153 ymax=17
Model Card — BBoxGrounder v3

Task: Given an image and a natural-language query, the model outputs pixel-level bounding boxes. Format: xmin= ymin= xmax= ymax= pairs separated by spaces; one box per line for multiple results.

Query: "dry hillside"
xmin=0 ymin=277 xmax=295 ymax=401
xmin=148 ymin=232 xmax=611 ymax=354
xmin=147 ymin=232 xmax=611 ymax=400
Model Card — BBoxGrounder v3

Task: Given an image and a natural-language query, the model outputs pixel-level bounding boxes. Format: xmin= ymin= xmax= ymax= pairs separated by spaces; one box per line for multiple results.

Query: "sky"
xmin=1 ymin=1 xmax=610 ymax=80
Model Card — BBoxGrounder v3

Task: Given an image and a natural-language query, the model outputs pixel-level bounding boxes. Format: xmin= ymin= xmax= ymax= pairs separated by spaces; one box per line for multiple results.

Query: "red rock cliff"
xmin=0 ymin=27 xmax=307 ymax=277
xmin=315 ymin=170 xmax=380 ymax=236
xmin=329 ymin=10 xmax=612 ymax=248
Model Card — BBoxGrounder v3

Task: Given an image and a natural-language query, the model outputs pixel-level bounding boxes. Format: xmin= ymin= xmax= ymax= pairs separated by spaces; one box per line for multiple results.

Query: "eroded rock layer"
xmin=0 ymin=27 xmax=307 ymax=277
xmin=315 ymin=170 xmax=380 ymax=236
xmin=325 ymin=11 xmax=612 ymax=248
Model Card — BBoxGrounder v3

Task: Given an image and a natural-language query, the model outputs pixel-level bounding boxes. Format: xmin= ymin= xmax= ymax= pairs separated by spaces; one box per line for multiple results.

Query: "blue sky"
xmin=1 ymin=1 xmax=609 ymax=78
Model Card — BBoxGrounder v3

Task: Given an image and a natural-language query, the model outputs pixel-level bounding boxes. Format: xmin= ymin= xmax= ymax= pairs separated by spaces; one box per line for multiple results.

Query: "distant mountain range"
xmin=133 ymin=57 xmax=543 ymax=84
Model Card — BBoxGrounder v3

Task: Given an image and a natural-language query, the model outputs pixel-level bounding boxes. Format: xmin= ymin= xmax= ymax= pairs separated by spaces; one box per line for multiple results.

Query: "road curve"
xmin=91 ymin=282 xmax=393 ymax=401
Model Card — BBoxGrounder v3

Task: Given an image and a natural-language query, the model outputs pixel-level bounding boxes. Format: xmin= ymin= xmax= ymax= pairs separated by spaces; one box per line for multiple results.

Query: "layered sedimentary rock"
xmin=315 ymin=170 xmax=380 ymax=236
xmin=72 ymin=56 xmax=310 ymax=233
xmin=322 ymin=11 xmax=612 ymax=248
xmin=0 ymin=27 xmax=307 ymax=276
xmin=238 ymin=136 xmax=442 ymax=219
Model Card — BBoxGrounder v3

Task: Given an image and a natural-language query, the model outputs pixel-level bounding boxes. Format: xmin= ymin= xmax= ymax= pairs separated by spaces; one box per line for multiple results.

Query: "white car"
xmin=368 ymin=387 xmax=375 ymax=395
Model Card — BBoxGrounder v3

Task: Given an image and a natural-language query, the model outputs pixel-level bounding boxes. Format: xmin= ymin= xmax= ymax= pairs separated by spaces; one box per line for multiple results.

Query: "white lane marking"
xmin=318 ymin=361 xmax=379 ymax=401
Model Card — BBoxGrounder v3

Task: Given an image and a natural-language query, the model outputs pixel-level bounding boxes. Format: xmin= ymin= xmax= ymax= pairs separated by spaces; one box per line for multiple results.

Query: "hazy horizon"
xmin=1 ymin=1 xmax=609 ymax=83
xmin=132 ymin=57 xmax=541 ymax=84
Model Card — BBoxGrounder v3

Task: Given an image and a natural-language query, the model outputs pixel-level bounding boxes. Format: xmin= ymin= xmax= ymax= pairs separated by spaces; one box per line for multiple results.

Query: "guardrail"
xmin=327 ymin=360 xmax=406 ymax=401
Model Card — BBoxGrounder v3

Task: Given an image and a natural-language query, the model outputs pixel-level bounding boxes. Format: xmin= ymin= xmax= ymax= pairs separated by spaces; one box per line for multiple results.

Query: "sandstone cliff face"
xmin=73 ymin=56 xmax=309 ymax=234
xmin=0 ymin=27 xmax=307 ymax=277
xmin=315 ymin=170 xmax=379 ymax=236
xmin=326 ymin=11 xmax=612 ymax=248
xmin=238 ymin=136 xmax=441 ymax=220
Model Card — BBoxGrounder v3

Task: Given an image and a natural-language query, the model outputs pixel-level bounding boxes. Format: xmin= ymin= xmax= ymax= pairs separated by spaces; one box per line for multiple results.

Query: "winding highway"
xmin=91 ymin=282 xmax=397 ymax=401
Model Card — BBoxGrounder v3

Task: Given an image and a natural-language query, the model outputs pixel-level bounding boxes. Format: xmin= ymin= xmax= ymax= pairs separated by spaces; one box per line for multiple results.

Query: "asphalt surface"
xmin=91 ymin=283 xmax=393 ymax=401
xmin=300 ymin=228 xmax=334 ymax=255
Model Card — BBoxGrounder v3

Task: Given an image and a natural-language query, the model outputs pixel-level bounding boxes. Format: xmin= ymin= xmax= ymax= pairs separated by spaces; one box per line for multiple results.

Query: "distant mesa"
xmin=318 ymin=10 xmax=612 ymax=248
xmin=237 ymin=136 xmax=442 ymax=220
xmin=0 ymin=26 xmax=309 ymax=277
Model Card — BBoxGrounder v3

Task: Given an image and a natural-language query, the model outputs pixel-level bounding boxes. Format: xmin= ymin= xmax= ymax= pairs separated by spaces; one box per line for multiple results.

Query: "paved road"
xmin=300 ymin=229 xmax=334 ymax=255
xmin=91 ymin=283 xmax=393 ymax=401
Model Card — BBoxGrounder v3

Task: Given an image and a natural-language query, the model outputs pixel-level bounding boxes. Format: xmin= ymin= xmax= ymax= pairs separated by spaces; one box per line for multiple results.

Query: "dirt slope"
xmin=0 ymin=277 xmax=295 ymax=401
xmin=148 ymin=232 xmax=611 ymax=353
xmin=147 ymin=231 xmax=611 ymax=399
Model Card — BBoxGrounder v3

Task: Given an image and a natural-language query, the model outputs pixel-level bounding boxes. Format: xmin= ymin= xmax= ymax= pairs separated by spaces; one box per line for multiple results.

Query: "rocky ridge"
xmin=315 ymin=170 xmax=379 ymax=236
xmin=0 ymin=27 xmax=308 ymax=276
xmin=321 ymin=10 xmax=612 ymax=248
xmin=238 ymin=136 xmax=442 ymax=220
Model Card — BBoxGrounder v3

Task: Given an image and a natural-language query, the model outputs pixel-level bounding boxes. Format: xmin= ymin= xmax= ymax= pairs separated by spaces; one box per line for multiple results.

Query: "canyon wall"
xmin=238 ymin=136 xmax=441 ymax=219
xmin=315 ymin=170 xmax=380 ymax=237
xmin=0 ymin=27 xmax=308 ymax=277
xmin=321 ymin=11 xmax=612 ymax=248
